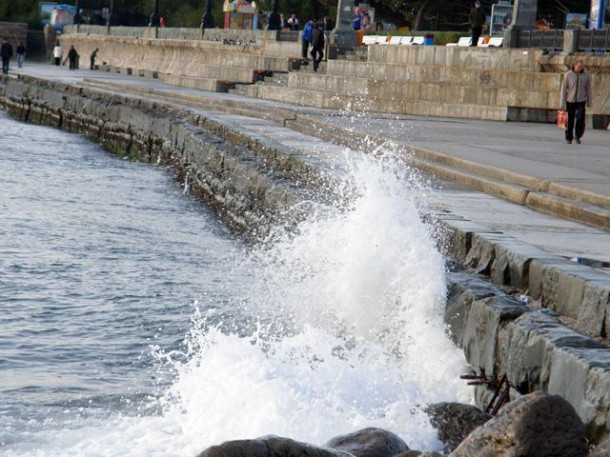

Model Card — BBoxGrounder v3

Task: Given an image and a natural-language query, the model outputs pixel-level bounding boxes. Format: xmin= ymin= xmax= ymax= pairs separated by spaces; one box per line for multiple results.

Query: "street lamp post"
xmin=73 ymin=0 xmax=82 ymax=24
xmin=201 ymin=0 xmax=215 ymax=28
xmin=330 ymin=0 xmax=357 ymax=48
xmin=149 ymin=0 xmax=160 ymax=27
xmin=267 ymin=0 xmax=281 ymax=30
xmin=107 ymin=0 xmax=115 ymax=26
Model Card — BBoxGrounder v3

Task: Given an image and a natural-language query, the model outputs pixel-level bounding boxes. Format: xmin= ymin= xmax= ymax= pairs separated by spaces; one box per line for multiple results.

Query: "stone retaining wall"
xmin=63 ymin=25 xmax=281 ymax=45
xmin=446 ymin=273 xmax=610 ymax=443
xmin=0 ymin=76 xmax=310 ymax=238
xmin=58 ymin=34 xmax=299 ymax=84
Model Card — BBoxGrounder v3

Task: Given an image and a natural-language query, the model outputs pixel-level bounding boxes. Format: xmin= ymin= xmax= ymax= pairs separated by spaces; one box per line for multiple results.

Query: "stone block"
xmin=445 ymin=273 xmax=506 ymax=345
xmin=505 ymin=311 xmax=610 ymax=442
xmin=462 ymin=295 xmax=529 ymax=375
xmin=529 ymin=258 xmax=610 ymax=328
xmin=576 ymin=279 xmax=610 ymax=339
xmin=489 ymin=240 xmax=557 ymax=289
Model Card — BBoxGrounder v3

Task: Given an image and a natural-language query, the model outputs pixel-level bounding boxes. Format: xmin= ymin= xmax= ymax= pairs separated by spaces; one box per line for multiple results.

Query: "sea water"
xmin=0 ymin=112 xmax=471 ymax=457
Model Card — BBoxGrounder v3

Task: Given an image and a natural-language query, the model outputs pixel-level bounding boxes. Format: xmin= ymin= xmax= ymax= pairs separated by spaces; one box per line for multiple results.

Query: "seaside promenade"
xmin=9 ymin=63 xmax=610 ymax=264
xmin=4 ymin=60 xmax=610 ymax=445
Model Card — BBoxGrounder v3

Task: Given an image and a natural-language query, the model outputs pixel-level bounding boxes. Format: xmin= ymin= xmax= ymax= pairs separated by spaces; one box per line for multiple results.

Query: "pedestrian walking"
xmin=301 ymin=18 xmax=315 ymax=63
xmin=65 ymin=45 xmax=78 ymax=70
xmin=287 ymin=13 xmax=299 ymax=31
xmin=16 ymin=41 xmax=26 ymax=68
xmin=310 ymin=21 xmax=324 ymax=72
xmin=561 ymin=60 xmax=592 ymax=144
xmin=53 ymin=43 xmax=62 ymax=66
xmin=469 ymin=1 xmax=486 ymax=47
xmin=90 ymin=48 xmax=99 ymax=70
xmin=1 ymin=37 xmax=12 ymax=74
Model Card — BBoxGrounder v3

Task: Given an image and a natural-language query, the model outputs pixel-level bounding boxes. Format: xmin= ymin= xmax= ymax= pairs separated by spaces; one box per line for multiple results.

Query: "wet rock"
xmin=325 ymin=427 xmax=409 ymax=457
xmin=426 ymin=402 xmax=491 ymax=453
xmin=589 ymin=437 xmax=610 ymax=456
xmin=196 ymin=438 xmax=270 ymax=457
xmin=395 ymin=452 xmax=441 ymax=457
xmin=196 ymin=436 xmax=354 ymax=457
xmin=451 ymin=392 xmax=589 ymax=457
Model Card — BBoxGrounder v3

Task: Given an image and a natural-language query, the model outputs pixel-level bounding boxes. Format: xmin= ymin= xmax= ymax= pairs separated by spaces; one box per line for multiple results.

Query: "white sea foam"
xmin=4 ymin=151 xmax=471 ymax=457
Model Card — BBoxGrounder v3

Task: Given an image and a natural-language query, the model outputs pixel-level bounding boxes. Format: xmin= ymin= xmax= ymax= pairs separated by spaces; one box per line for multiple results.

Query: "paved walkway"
xmin=315 ymin=113 xmax=610 ymax=199
xmin=8 ymin=63 xmax=610 ymax=265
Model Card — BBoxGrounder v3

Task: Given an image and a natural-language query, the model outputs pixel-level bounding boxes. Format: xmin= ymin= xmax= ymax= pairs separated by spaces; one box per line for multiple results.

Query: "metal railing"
xmin=578 ymin=28 xmax=610 ymax=52
xmin=517 ymin=29 xmax=564 ymax=50
xmin=62 ymin=25 xmax=284 ymax=44
xmin=516 ymin=28 xmax=610 ymax=53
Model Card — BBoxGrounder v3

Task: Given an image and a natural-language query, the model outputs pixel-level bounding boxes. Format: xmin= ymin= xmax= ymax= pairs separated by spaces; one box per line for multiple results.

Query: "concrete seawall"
xmin=1 ymin=73 xmax=609 ymax=445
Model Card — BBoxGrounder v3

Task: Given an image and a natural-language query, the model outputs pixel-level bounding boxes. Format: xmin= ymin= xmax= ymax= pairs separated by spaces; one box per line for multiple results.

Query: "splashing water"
xmin=4 ymin=151 xmax=471 ymax=456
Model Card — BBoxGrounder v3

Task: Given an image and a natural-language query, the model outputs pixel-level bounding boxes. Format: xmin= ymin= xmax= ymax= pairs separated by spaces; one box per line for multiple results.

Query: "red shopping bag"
xmin=557 ymin=110 xmax=567 ymax=129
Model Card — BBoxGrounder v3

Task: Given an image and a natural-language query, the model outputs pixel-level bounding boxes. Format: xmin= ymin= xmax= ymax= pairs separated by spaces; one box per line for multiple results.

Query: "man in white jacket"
xmin=53 ymin=43 xmax=62 ymax=66
xmin=560 ymin=60 xmax=592 ymax=144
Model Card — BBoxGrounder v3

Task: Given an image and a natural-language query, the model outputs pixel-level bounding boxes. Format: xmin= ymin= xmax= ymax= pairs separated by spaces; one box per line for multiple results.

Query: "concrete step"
xmin=246 ymin=84 xmax=510 ymax=121
xmin=162 ymin=74 xmax=232 ymax=93
xmin=526 ymin=192 xmax=610 ymax=230
xmin=287 ymin=114 xmax=610 ymax=232
xmin=326 ymin=60 xmax=563 ymax=91
xmin=228 ymin=85 xmax=251 ymax=97
xmin=284 ymin=73 xmax=559 ymax=109
xmin=172 ymin=64 xmax=257 ymax=84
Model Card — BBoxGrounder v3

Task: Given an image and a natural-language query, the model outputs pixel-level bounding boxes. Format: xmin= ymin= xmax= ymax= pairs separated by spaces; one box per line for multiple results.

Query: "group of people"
xmin=281 ymin=13 xmax=333 ymax=33
xmin=52 ymin=43 xmax=100 ymax=71
xmin=0 ymin=38 xmax=101 ymax=74
xmin=300 ymin=18 xmax=333 ymax=72
xmin=1 ymin=38 xmax=27 ymax=74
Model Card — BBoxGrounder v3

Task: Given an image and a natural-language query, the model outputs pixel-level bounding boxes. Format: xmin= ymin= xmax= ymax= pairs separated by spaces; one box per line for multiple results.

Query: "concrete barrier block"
xmin=462 ymin=295 xmax=529 ymax=375
xmin=576 ymin=279 xmax=610 ymax=339
xmin=489 ymin=241 xmax=551 ymax=289
xmin=446 ymin=273 xmax=507 ymax=345
xmin=584 ymin=367 xmax=610 ymax=442
xmin=507 ymin=311 xmax=610 ymax=442
xmin=529 ymin=258 xmax=610 ymax=323
xmin=506 ymin=312 xmax=557 ymax=393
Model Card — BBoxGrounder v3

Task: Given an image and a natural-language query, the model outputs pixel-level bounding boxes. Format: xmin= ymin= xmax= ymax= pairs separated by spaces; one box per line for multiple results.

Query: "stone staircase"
xmin=228 ymin=45 xmax=572 ymax=122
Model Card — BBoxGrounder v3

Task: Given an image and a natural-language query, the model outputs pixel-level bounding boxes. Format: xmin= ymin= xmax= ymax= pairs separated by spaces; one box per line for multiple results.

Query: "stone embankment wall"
xmin=0 ymin=75 xmax=331 ymax=238
xmin=1 ymin=74 xmax=609 ymax=444
xmin=58 ymin=31 xmax=300 ymax=81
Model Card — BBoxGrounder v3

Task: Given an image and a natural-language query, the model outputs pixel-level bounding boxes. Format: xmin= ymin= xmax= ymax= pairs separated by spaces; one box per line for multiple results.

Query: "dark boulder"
xmin=395 ymin=452 xmax=441 ymax=457
xmin=325 ymin=427 xmax=409 ymax=457
xmin=196 ymin=436 xmax=354 ymax=457
xmin=451 ymin=392 xmax=589 ymax=457
xmin=425 ymin=402 xmax=491 ymax=453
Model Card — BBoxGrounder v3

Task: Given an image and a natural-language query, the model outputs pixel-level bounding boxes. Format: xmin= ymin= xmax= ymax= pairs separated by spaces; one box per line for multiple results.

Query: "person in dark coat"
xmin=310 ymin=21 xmax=324 ymax=72
xmin=90 ymin=48 xmax=99 ymax=70
xmin=66 ymin=45 xmax=78 ymax=70
xmin=1 ymin=37 xmax=13 ymax=74
xmin=16 ymin=41 xmax=26 ymax=68
xmin=469 ymin=1 xmax=486 ymax=47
